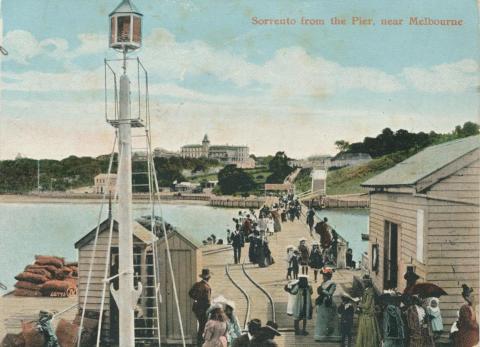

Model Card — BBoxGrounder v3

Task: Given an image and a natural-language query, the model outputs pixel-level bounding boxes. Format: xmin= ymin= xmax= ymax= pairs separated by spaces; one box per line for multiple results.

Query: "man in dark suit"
xmin=232 ymin=318 xmax=261 ymax=347
xmin=228 ymin=226 xmax=245 ymax=264
xmin=188 ymin=268 xmax=212 ymax=345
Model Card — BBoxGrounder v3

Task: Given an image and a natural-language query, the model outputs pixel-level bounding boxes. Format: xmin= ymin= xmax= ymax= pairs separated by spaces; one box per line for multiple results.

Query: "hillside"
xmin=325 ymin=149 xmax=416 ymax=195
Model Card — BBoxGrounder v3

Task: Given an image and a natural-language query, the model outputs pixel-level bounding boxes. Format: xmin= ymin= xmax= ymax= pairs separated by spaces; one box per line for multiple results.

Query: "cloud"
xmin=1 ymin=68 xmax=104 ymax=92
xmin=402 ymin=59 xmax=479 ymax=93
xmin=2 ymin=30 xmax=106 ymax=65
xmin=141 ymin=28 xmax=403 ymax=96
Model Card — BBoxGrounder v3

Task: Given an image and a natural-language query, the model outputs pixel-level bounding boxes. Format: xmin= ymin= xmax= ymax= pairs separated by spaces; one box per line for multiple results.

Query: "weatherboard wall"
xmin=368 ymin=192 xmax=429 ymax=293
xmin=425 ymin=156 xmax=480 ymax=328
xmin=77 ymin=230 xmax=150 ymax=340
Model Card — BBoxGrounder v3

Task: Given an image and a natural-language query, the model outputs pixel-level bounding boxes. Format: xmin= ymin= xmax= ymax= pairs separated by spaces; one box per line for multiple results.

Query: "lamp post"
xmin=108 ymin=1 xmax=143 ymax=346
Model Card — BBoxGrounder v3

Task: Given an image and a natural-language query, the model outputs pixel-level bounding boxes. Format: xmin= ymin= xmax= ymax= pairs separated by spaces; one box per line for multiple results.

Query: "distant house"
xmin=94 ymin=174 xmax=117 ymax=194
xmin=174 ymin=181 xmax=201 ymax=193
xmin=330 ymin=152 xmax=371 ymax=168
xmin=361 ymin=135 xmax=479 ymax=332
xmin=153 ymin=147 xmax=180 ymax=158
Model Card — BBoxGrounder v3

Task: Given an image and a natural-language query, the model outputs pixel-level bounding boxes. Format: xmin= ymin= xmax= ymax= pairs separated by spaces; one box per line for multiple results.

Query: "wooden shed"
xmin=361 ymin=135 xmax=479 ymax=331
xmin=75 ymin=217 xmax=202 ymax=346
xmin=156 ymin=229 xmax=202 ymax=345
xmin=74 ymin=217 xmax=158 ymax=345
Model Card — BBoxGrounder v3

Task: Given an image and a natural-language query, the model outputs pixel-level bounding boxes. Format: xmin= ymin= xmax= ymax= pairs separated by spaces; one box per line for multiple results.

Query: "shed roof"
xmin=157 ymin=228 xmax=202 ymax=249
xmin=362 ymin=135 xmax=480 ymax=188
xmin=74 ymin=218 xmax=156 ymax=249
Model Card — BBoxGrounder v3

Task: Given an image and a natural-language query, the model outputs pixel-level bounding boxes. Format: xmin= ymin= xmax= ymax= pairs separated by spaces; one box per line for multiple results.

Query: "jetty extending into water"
xmin=0 ymin=207 xmax=362 ymax=346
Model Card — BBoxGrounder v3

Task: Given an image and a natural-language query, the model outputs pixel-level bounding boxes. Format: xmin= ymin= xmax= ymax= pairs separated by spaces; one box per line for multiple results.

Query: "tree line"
xmin=335 ymin=121 xmax=479 ymax=158
xmin=0 ymin=155 xmax=220 ymax=193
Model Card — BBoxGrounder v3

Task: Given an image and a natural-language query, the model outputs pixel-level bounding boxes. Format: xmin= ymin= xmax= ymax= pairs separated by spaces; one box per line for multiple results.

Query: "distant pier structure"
xmin=361 ymin=135 xmax=479 ymax=334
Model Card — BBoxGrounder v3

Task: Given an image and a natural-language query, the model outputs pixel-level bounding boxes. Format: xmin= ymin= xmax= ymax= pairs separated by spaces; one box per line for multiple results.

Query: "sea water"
xmin=0 ymin=203 xmax=367 ymax=290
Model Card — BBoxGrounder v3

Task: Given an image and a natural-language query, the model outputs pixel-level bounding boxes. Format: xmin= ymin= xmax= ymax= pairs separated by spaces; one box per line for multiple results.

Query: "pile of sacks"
xmin=14 ymin=255 xmax=78 ymax=297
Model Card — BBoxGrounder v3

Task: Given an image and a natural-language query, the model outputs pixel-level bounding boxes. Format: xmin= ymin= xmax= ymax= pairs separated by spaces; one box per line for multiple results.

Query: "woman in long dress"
xmin=383 ymin=302 xmax=405 ymax=347
xmin=405 ymin=296 xmax=434 ymax=347
xmin=314 ymin=267 xmax=340 ymax=342
xmin=203 ymin=306 xmax=228 ymax=347
xmin=355 ymin=278 xmax=381 ymax=347
xmin=288 ymin=275 xmax=313 ymax=335
xmin=457 ymin=284 xmax=479 ymax=347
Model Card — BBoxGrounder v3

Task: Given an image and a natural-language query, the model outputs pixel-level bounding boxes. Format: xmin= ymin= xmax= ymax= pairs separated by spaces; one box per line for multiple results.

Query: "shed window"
xmin=416 ymin=209 xmax=424 ymax=263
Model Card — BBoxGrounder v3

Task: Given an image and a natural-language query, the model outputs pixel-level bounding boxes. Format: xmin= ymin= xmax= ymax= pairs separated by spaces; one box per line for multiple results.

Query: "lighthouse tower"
xmin=107 ymin=1 xmax=143 ymax=346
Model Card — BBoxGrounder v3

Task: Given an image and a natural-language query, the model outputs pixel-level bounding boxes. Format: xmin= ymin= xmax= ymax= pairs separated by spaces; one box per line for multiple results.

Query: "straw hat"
xmin=299 ymin=237 xmax=307 ymax=242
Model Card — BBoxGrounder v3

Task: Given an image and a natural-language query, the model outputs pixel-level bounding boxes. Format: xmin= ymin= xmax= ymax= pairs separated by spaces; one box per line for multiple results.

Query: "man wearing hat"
xmin=189 ymin=268 xmax=212 ymax=345
xmin=250 ymin=321 xmax=281 ymax=347
xmin=231 ymin=318 xmax=261 ymax=347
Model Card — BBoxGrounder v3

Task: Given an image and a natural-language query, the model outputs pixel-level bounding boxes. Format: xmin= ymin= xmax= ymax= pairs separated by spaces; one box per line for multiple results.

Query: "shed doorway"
xmin=383 ymin=221 xmax=398 ymax=290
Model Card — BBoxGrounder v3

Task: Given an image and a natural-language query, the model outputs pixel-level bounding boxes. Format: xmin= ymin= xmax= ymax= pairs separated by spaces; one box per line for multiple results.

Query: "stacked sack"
xmin=14 ymin=255 xmax=78 ymax=297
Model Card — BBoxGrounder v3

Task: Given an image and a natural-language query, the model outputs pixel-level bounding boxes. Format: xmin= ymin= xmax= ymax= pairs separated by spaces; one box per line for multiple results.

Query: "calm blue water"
xmin=0 ymin=203 xmax=367 ymax=290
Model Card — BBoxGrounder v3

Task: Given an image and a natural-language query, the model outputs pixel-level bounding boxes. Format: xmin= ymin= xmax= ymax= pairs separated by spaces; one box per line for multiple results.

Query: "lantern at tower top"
xmin=109 ymin=0 xmax=143 ymax=52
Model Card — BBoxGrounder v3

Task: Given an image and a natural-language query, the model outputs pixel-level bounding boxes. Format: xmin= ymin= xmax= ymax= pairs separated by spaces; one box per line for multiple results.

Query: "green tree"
xmin=334 ymin=140 xmax=350 ymax=152
xmin=266 ymin=151 xmax=293 ymax=183
xmin=217 ymin=165 xmax=255 ymax=195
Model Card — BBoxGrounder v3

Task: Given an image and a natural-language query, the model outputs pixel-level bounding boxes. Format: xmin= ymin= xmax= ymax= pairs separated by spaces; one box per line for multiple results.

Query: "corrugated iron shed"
xmin=362 ymin=135 xmax=479 ymax=187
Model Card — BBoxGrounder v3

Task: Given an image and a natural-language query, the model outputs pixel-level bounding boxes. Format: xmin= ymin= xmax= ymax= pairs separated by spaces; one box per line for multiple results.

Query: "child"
xmin=338 ymin=293 xmax=357 ymax=347
xmin=308 ymin=241 xmax=324 ymax=282
xmin=290 ymin=250 xmax=300 ymax=279
xmin=298 ymin=238 xmax=310 ymax=275
xmin=427 ymin=297 xmax=444 ymax=339
xmin=285 ymin=246 xmax=295 ymax=280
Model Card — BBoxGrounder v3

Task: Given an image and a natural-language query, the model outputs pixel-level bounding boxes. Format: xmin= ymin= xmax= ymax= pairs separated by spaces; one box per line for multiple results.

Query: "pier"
xmin=204 ymin=213 xmax=359 ymax=347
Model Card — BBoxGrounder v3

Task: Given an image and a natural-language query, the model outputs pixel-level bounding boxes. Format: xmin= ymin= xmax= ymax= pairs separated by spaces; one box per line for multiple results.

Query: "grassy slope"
xmin=294 ymin=168 xmax=312 ymax=194
xmin=326 ymin=150 xmax=415 ymax=195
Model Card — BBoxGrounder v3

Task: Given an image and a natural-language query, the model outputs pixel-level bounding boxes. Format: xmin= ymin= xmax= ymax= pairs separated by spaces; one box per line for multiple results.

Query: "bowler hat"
xmin=265 ymin=321 xmax=281 ymax=336
xmin=199 ymin=268 xmax=212 ymax=279
xmin=248 ymin=318 xmax=261 ymax=331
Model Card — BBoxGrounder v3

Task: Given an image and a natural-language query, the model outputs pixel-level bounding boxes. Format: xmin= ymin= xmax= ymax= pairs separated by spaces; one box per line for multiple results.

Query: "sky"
xmin=0 ymin=0 xmax=479 ymax=160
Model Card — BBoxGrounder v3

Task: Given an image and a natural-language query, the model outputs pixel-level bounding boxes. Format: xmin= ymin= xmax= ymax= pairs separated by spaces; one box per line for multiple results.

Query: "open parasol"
xmin=407 ymin=283 xmax=448 ymax=298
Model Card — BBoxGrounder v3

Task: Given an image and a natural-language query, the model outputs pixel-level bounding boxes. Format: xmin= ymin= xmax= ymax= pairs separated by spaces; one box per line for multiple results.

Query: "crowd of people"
xmin=189 ymin=194 xmax=479 ymax=347
xmin=283 ymin=266 xmax=479 ymax=347
xmin=188 ymin=267 xmax=283 ymax=347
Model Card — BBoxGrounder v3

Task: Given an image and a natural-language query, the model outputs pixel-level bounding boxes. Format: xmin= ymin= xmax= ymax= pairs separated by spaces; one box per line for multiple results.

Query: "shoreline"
xmin=0 ymin=194 xmax=211 ymax=206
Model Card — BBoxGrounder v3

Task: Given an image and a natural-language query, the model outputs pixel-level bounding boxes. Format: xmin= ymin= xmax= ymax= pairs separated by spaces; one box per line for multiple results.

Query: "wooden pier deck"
xmin=204 ymin=215 xmax=360 ymax=347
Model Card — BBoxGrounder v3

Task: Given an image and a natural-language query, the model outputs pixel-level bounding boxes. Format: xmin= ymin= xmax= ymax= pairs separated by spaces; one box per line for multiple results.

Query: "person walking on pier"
xmin=456 ymin=284 xmax=479 ymax=347
xmin=202 ymin=304 xmax=228 ymax=347
xmin=250 ymin=321 xmax=281 ymax=347
xmin=314 ymin=267 xmax=340 ymax=342
xmin=338 ymin=294 xmax=358 ymax=347
xmin=189 ymin=269 xmax=213 ymax=346
xmin=288 ymin=274 xmax=313 ymax=336
xmin=298 ymin=238 xmax=310 ymax=275
xmin=228 ymin=226 xmax=244 ymax=264
xmin=306 ymin=207 xmax=315 ymax=236
xmin=308 ymin=241 xmax=323 ymax=282
xmin=355 ymin=276 xmax=381 ymax=347
xmin=231 ymin=319 xmax=261 ymax=347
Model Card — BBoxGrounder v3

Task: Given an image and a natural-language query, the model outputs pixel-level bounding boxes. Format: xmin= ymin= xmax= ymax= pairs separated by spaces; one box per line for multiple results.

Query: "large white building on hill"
xmin=181 ymin=134 xmax=254 ymax=168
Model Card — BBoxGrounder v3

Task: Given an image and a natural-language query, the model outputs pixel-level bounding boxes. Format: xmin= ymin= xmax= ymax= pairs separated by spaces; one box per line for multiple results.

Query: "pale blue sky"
xmin=1 ymin=0 xmax=478 ymax=159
